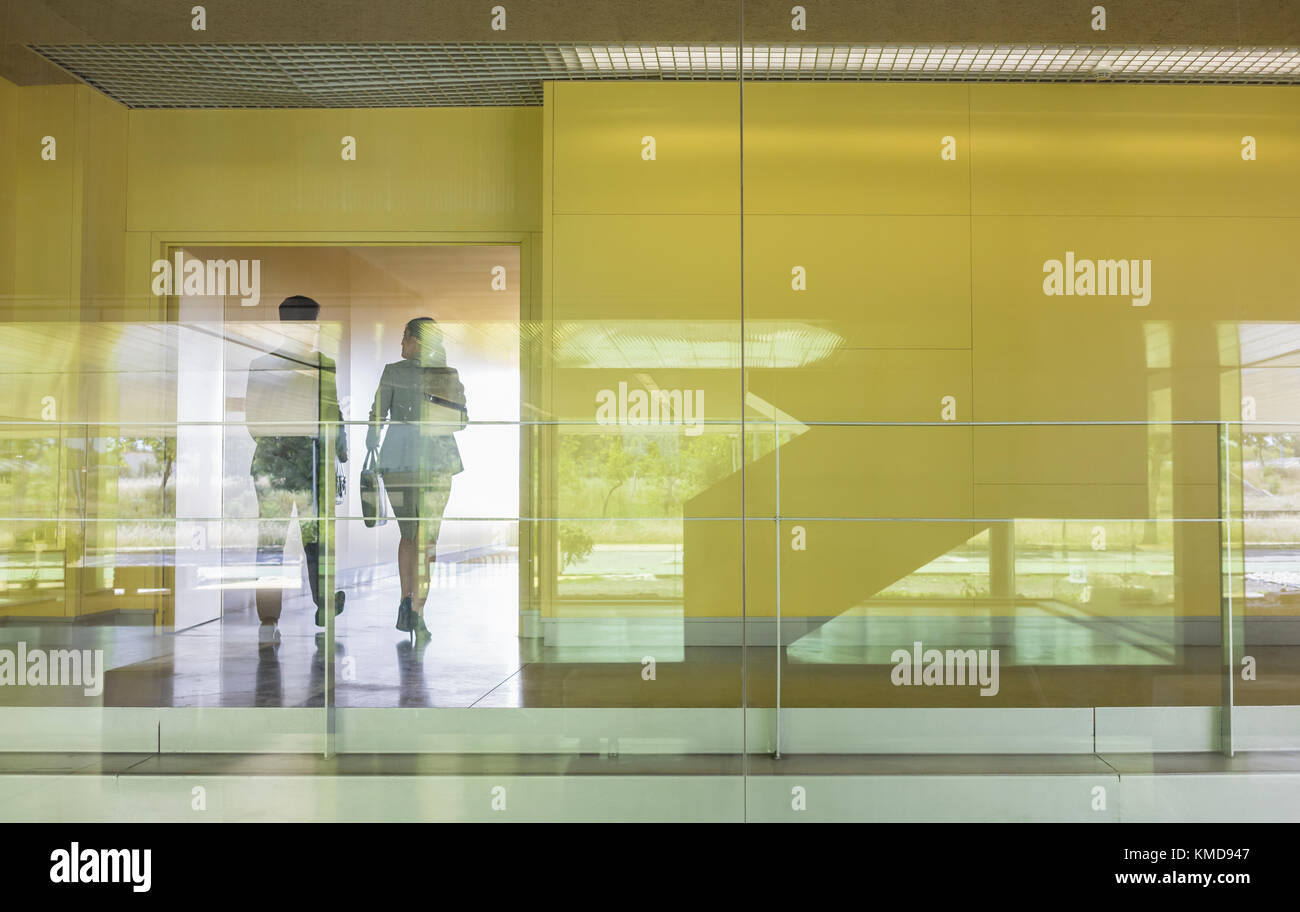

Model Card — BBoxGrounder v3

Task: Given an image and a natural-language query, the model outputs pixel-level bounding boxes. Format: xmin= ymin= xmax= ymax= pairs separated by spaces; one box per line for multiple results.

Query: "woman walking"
xmin=366 ymin=317 xmax=467 ymax=638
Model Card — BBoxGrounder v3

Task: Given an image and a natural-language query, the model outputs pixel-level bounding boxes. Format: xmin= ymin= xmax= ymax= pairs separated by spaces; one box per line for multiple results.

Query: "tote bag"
xmin=360 ymin=449 xmax=387 ymax=528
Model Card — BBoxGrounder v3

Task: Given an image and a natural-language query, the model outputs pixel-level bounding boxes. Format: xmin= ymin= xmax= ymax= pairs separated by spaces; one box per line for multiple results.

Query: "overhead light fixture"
xmin=30 ymin=42 xmax=1300 ymax=109
xmin=562 ymin=43 xmax=1300 ymax=83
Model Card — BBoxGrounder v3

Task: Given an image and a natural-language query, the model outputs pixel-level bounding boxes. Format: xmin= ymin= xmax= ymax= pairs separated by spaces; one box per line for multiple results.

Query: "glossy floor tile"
xmin=2 ymin=557 xmax=1297 ymax=709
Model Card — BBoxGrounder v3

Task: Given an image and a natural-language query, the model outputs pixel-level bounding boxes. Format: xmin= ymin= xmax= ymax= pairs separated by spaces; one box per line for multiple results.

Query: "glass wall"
xmin=0 ymin=0 xmax=1297 ymax=822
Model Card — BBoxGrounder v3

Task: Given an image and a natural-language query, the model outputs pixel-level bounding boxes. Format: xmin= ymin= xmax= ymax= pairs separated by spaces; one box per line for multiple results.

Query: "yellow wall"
xmin=8 ymin=83 xmax=77 ymax=321
xmin=543 ymin=81 xmax=1299 ymax=623
xmin=0 ymin=80 xmax=130 ymax=617
xmin=0 ymin=79 xmax=128 ymax=323
xmin=0 ymin=77 xmax=15 ymax=300
xmin=126 ymin=107 xmax=542 ymax=233
xmin=0 ymin=90 xmax=543 ymax=621
xmin=2 ymin=76 xmax=1294 ymax=629
xmin=78 ymin=87 xmax=128 ymax=322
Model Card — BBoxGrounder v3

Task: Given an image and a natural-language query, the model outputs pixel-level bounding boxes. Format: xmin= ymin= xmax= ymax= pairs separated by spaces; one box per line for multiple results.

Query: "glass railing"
xmin=1 ymin=410 xmax=1286 ymax=762
xmin=742 ymin=417 xmax=1262 ymax=759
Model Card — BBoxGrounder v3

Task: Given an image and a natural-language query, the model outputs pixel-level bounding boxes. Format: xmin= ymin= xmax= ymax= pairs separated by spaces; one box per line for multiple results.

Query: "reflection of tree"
xmin=0 ymin=435 xmax=62 ymax=551
xmin=1245 ymin=432 xmax=1297 ymax=496
xmin=557 ymin=430 xmax=734 ymax=520
xmin=110 ymin=435 xmax=176 ymax=513
xmin=558 ymin=524 xmax=593 ymax=571
xmin=559 ymin=434 xmax=638 ymax=519
xmin=676 ymin=434 xmax=733 ymax=505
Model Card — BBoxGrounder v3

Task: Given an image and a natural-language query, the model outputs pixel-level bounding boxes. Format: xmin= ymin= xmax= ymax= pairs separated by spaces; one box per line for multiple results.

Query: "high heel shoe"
xmin=411 ymin=608 xmax=430 ymax=640
xmin=395 ymin=596 xmax=413 ymax=632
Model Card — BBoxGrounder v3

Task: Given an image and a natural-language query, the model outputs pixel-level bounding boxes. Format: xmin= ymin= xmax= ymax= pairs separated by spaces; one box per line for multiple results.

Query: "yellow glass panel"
xmin=552 ymin=214 xmax=740 ymax=321
xmin=970 ymin=84 xmax=1300 ymax=217
xmin=743 ymin=83 xmax=971 ymax=215
xmin=552 ymin=82 xmax=740 ymax=214
xmin=127 ymin=108 xmax=543 ymax=232
xmin=743 ymin=215 xmax=971 ymax=349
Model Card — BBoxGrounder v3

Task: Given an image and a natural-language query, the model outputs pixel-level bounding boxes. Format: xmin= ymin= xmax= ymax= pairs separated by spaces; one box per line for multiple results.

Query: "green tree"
xmin=110 ymin=435 xmax=176 ymax=513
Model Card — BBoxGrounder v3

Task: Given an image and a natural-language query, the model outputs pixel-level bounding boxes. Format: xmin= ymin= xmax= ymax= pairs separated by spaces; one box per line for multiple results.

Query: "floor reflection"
xmin=2 ymin=552 xmax=1298 ymax=708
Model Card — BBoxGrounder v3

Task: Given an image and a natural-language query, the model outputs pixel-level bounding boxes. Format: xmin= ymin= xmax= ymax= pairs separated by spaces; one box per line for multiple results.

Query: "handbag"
xmin=422 ymin=367 xmax=468 ymax=436
xmin=359 ymin=449 xmax=387 ymax=528
xmin=424 ymin=397 xmax=469 ymax=435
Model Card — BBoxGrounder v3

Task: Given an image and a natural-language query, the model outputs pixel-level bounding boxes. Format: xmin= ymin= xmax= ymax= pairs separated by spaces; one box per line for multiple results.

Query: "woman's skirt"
xmin=380 ymin=469 xmax=454 ymax=543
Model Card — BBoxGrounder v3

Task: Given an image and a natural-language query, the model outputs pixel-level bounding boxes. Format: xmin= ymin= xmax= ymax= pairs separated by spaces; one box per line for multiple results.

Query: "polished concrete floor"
xmin=1 ymin=556 xmax=1297 ymax=709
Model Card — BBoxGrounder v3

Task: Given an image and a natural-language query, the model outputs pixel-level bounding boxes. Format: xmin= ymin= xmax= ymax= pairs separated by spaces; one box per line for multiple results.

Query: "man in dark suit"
xmin=245 ymin=295 xmax=348 ymax=644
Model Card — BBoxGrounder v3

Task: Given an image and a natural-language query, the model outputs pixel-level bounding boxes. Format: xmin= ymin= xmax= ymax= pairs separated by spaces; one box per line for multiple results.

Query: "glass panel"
xmin=1 ymin=0 xmax=1298 ymax=826
xmin=0 ymin=3 xmax=750 ymax=821
xmin=734 ymin=12 xmax=1292 ymax=817
xmin=2 ymin=1 xmax=754 ymax=821
xmin=546 ymin=71 xmax=746 ymax=798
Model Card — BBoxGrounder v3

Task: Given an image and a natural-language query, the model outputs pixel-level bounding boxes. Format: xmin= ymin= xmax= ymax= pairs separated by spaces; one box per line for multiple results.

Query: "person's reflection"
xmin=366 ymin=317 xmax=467 ymax=640
xmin=395 ymin=639 xmax=430 ymax=707
xmin=254 ymin=638 xmax=283 ymax=707
xmin=245 ymin=295 xmax=348 ymax=646
xmin=310 ymin=632 xmax=343 ymax=707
